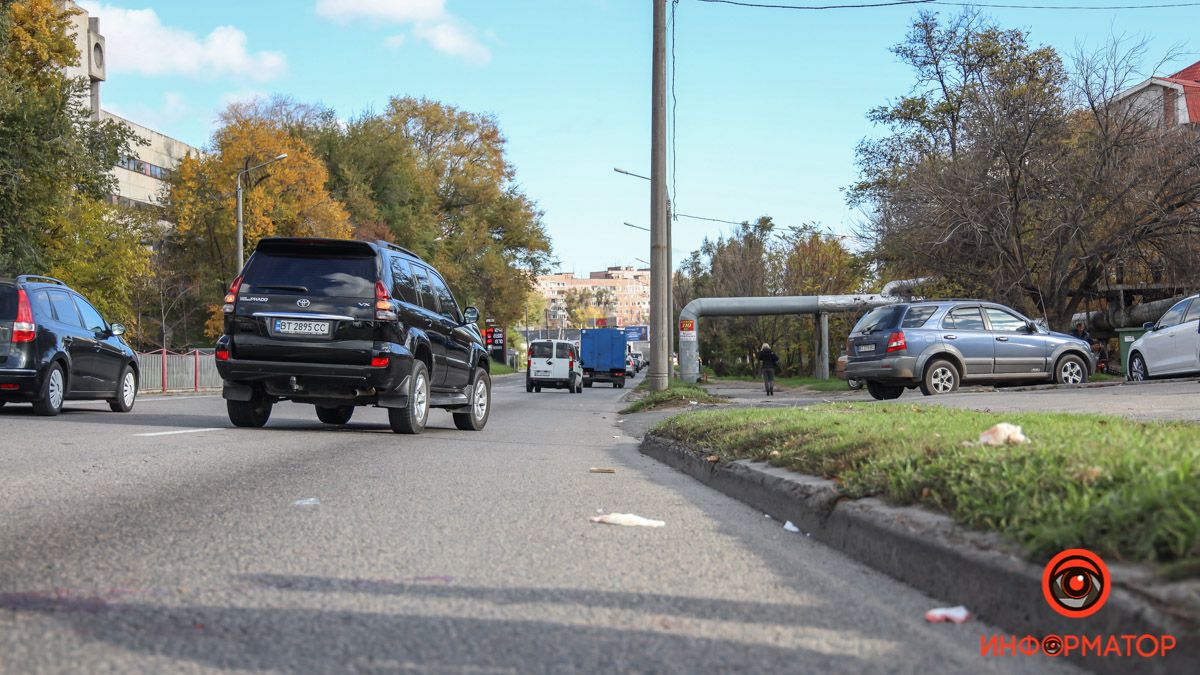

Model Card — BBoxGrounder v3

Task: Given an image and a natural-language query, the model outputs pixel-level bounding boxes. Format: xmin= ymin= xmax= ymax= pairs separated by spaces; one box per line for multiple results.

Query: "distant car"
xmin=845 ymin=301 xmax=1095 ymax=400
xmin=626 ymin=354 xmax=638 ymax=377
xmin=526 ymin=339 xmax=583 ymax=393
xmin=0 ymin=275 xmax=139 ymax=416
xmin=835 ymin=351 xmax=863 ymax=390
xmin=630 ymin=351 xmax=645 ymax=372
xmin=1126 ymin=294 xmax=1200 ymax=381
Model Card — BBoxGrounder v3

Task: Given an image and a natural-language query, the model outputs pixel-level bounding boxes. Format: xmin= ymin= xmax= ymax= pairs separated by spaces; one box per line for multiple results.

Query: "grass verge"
xmin=489 ymin=362 xmax=516 ymax=376
xmin=711 ymin=375 xmax=854 ymax=393
xmin=653 ymin=404 xmax=1200 ymax=572
xmin=622 ymin=378 xmax=726 ymax=414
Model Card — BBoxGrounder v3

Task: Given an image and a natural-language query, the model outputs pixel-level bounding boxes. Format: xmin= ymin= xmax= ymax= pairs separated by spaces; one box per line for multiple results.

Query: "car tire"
xmin=108 ymin=366 xmax=138 ymax=413
xmin=919 ymin=359 xmax=959 ymax=396
xmin=454 ymin=368 xmax=491 ymax=431
xmin=847 ymin=377 xmax=864 ymax=391
xmin=32 ymin=363 xmax=66 ymax=417
xmin=574 ymin=377 xmax=583 ymax=394
xmin=534 ymin=386 xmax=541 ymax=393
xmin=316 ymin=405 xmax=354 ymax=425
xmin=1055 ymin=354 xmax=1088 ymax=385
xmin=526 ymin=379 xmax=533 ymax=393
xmin=1128 ymin=353 xmax=1148 ymax=382
xmin=389 ymin=360 xmax=430 ymax=435
xmin=584 ymin=379 xmax=592 ymax=388
xmin=866 ymin=380 xmax=904 ymax=401
xmin=227 ymin=390 xmax=272 ymax=428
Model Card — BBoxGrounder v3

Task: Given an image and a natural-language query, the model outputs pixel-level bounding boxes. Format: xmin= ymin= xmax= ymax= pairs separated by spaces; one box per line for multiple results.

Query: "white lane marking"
xmin=133 ymin=428 xmax=225 ymax=437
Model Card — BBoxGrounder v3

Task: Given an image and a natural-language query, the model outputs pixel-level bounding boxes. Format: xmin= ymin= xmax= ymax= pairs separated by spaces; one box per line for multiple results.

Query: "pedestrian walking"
xmin=758 ymin=342 xmax=779 ymax=396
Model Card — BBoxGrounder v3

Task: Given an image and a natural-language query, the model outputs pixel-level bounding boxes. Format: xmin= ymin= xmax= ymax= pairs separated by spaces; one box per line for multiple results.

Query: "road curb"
xmin=640 ymin=434 xmax=1197 ymax=674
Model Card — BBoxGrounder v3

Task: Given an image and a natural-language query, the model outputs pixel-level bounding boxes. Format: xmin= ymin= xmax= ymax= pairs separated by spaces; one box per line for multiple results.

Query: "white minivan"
xmin=526 ymin=339 xmax=584 ymax=394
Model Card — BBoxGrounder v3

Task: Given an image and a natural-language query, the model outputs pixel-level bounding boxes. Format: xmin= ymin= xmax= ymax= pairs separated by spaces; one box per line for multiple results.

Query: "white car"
xmin=1127 ymin=294 xmax=1200 ymax=381
xmin=526 ymin=339 xmax=584 ymax=394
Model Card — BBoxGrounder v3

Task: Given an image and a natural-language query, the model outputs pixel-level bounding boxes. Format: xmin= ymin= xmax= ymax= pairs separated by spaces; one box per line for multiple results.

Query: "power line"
xmin=696 ymin=0 xmax=933 ymax=9
xmin=935 ymin=2 xmax=1200 ymax=8
xmin=697 ymin=0 xmax=1200 ymax=9
xmin=675 ymin=212 xmax=746 ymax=225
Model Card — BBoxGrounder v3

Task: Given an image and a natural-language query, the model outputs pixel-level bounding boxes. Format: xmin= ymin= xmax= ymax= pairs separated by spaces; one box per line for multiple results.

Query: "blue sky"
xmin=80 ymin=0 xmax=1200 ymax=275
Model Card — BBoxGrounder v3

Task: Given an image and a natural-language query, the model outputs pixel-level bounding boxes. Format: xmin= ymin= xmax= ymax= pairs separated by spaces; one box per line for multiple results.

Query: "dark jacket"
xmin=758 ymin=348 xmax=779 ymax=370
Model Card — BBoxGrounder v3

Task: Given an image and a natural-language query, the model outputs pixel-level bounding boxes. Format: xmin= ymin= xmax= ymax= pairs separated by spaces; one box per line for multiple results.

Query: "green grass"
xmin=653 ymin=405 xmax=1200 ymax=572
xmin=622 ymin=378 xmax=726 ymax=414
xmin=1092 ymin=372 xmax=1120 ymax=383
xmin=710 ymin=374 xmax=855 ymax=393
xmin=489 ymin=362 xmax=516 ymax=376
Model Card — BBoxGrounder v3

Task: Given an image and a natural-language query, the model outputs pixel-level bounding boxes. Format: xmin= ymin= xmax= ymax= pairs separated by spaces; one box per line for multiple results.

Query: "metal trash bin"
xmin=1115 ymin=327 xmax=1148 ymax=378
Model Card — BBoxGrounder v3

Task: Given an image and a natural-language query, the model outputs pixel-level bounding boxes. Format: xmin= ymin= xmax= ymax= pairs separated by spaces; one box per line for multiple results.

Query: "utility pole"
xmin=649 ymin=0 xmax=669 ymax=392
xmin=234 ymin=153 xmax=288 ymax=276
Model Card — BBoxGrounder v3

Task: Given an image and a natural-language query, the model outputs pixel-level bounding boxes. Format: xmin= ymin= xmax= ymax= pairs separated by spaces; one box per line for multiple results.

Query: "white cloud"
xmin=219 ymin=89 xmax=267 ymax=108
xmin=79 ymin=2 xmax=286 ymax=81
xmin=315 ymin=0 xmax=490 ymax=65
xmin=103 ymin=91 xmax=190 ymax=130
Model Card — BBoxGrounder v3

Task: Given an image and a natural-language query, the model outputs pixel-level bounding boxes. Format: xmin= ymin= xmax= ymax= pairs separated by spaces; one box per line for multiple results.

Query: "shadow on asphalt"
xmin=240 ymin=573 xmax=821 ymax=627
xmin=0 ymin=591 xmax=871 ymax=673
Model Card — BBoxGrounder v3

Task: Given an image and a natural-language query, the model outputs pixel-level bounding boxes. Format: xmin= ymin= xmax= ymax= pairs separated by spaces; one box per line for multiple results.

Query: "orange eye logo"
xmin=1042 ymin=549 xmax=1110 ymax=618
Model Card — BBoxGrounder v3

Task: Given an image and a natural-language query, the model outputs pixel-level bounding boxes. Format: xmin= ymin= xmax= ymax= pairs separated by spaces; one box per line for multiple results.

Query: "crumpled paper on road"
xmin=590 ymin=513 xmax=666 ymax=528
xmin=979 ymin=423 xmax=1029 ymax=446
xmin=924 ymin=606 xmax=971 ymax=624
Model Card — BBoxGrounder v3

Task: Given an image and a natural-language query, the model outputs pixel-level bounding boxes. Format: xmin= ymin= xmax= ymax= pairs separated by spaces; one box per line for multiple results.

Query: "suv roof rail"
xmin=375 ymin=240 xmax=423 ymax=261
xmin=16 ymin=274 xmax=67 ymax=287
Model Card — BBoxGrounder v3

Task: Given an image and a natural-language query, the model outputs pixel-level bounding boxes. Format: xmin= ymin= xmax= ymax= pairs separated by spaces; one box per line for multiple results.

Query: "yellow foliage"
xmin=5 ymin=0 xmax=79 ymax=85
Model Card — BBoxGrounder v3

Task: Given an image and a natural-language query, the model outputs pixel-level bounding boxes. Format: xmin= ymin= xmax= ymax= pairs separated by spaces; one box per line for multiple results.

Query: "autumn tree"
xmin=675 ymin=218 xmax=863 ymax=376
xmin=852 ymin=12 xmax=1200 ymax=328
xmin=227 ymin=96 xmax=553 ymax=331
xmin=161 ymin=108 xmax=352 ymax=340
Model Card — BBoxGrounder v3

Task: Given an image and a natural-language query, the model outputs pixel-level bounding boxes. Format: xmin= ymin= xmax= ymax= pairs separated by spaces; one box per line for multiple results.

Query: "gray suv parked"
xmin=845 ymin=301 xmax=1096 ymax=400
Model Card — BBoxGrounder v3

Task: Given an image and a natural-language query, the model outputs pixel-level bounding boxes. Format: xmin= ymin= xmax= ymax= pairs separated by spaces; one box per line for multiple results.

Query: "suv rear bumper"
xmin=845 ymin=356 xmax=918 ymax=382
xmin=216 ymin=353 xmax=413 ymax=400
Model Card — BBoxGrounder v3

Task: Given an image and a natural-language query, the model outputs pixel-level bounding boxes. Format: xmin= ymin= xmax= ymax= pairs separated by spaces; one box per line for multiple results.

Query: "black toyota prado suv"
xmin=215 ymin=238 xmax=491 ymax=434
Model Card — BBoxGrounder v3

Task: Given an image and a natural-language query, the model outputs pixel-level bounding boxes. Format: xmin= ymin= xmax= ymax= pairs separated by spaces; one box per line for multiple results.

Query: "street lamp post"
xmin=235 ymin=153 xmax=288 ymax=275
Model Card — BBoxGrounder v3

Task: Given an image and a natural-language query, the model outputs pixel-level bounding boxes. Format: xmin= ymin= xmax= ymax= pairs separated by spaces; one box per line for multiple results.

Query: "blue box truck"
xmin=580 ymin=328 xmax=629 ymax=388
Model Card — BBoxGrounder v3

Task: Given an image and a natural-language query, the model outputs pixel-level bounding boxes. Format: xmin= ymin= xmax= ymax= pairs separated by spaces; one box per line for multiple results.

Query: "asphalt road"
xmin=0 ymin=374 xmax=1077 ymax=674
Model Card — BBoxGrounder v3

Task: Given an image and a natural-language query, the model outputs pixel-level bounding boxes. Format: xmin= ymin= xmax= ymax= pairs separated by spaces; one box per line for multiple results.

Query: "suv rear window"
xmin=0 ymin=285 xmax=15 ymax=320
xmin=900 ymin=306 xmax=937 ymax=328
xmin=241 ymin=253 xmax=376 ymax=298
xmin=556 ymin=343 xmax=572 ymax=359
xmin=852 ymin=306 xmax=904 ymax=334
xmin=530 ymin=342 xmax=553 ymax=358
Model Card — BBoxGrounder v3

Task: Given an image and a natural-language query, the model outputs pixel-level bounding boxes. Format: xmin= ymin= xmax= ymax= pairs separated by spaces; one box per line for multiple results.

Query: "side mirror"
xmin=1025 ymin=321 xmax=1036 ymax=333
xmin=462 ymin=307 xmax=480 ymax=324
xmin=110 ymin=323 xmax=126 ymax=337
xmin=1142 ymin=322 xmax=1156 ymax=332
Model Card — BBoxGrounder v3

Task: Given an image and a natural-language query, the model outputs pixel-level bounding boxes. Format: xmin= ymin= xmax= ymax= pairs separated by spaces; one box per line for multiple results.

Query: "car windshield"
xmin=0 ymin=285 xmax=16 ymax=320
xmin=530 ymin=342 xmax=553 ymax=358
xmin=852 ymin=306 xmax=905 ymax=334
xmin=241 ymin=253 xmax=376 ymax=298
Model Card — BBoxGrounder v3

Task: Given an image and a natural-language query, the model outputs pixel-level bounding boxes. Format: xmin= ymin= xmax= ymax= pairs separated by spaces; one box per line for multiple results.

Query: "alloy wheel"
xmin=1060 ymin=361 xmax=1084 ymax=385
xmin=930 ymin=366 xmax=955 ymax=394
xmin=414 ymin=373 xmax=428 ymax=419
xmin=473 ymin=378 xmax=489 ymax=420
xmin=1130 ymin=356 xmax=1146 ymax=381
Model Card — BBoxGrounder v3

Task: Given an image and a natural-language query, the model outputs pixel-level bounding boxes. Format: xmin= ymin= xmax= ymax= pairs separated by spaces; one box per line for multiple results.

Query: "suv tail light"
xmin=886 ymin=331 xmax=907 ymax=353
xmin=223 ymin=275 xmax=242 ymax=313
xmin=375 ymin=280 xmax=398 ymax=321
xmin=12 ymin=289 xmax=35 ymax=343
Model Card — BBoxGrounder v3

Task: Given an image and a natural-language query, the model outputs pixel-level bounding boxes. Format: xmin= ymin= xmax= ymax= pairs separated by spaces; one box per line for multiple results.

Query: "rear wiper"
xmin=254 ymin=285 xmax=309 ymax=293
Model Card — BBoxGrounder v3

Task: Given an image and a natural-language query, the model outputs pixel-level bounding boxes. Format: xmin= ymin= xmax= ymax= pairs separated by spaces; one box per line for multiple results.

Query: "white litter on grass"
xmin=783 ymin=521 xmax=801 ymax=533
xmin=979 ymin=423 xmax=1029 ymax=446
xmin=764 ymin=514 xmax=773 ymax=520
xmin=689 ymin=400 xmax=698 ymax=405
xmin=293 ymin=498 xmax=320 ymax=507
xmin=590 ymin=513 xmax=666 ymax=528
xmin=925 ymin=606 xmax=971 ymax=624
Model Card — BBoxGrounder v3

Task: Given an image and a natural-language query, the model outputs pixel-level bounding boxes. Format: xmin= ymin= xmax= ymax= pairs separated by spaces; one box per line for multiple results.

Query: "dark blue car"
xmin=844 ymin=301 xmax=1096 ymax=400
